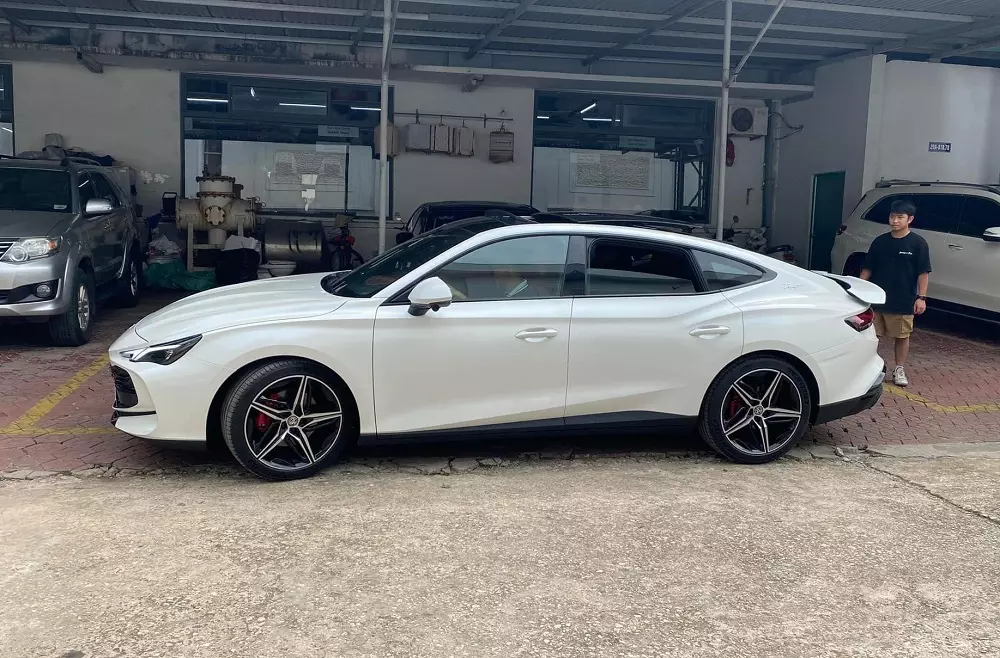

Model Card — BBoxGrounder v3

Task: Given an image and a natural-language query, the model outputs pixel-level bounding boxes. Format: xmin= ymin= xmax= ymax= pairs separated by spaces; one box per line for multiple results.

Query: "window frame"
xmin=954 ymin=194 xmax=1000 ymax=238
xmin=582 ymin=237 xmax=708 ymax=298
xmin=88 ymin=171 xmax=122 ymax=208
xmin=75 ymin=172 xmax=99 ymax=210
xmin=861 ymin=192 xmax=962 ymax=234
xmin=691 ymin=249 xmax=766 ymax=292
xmin=386 ymin=231 xmax=578 ymax=305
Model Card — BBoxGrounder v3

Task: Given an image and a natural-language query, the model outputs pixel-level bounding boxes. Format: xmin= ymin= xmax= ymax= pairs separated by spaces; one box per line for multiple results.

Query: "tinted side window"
xmin=587 ymin=240 xmax=700 ymax=296
xmin=862 ymin=193 xmax=960 ymax=233
xmin=90 ymin=173 xmax=121 ymax=207
xmin=693 ymin=251 xmax=764 ymax=291
xmin=436 ymin=235 xmax=570 ymax=301
xmin=76 ymin=173 xmax=97 ymax=208
xmin=956 ymin=196 xmax=1000 ymax=237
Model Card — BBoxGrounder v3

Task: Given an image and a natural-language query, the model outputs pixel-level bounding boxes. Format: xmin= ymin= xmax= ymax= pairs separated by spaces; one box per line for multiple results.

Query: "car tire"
xmin=843 ymin=253 xmax=865 ymax=278
xmin=221 ymin=359 xmax=358 ymax=480
xmin=48 ymin=267 xmax=95 ymax=347
xmin=116 ymin=250 xmax=141 ymax=308
xmin=698 ymin=356 xmax=813 ymax=465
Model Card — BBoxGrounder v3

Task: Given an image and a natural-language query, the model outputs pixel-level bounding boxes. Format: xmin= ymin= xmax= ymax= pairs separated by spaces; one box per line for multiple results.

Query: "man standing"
xmin=860 ymin=198 xmax=931 ymax=387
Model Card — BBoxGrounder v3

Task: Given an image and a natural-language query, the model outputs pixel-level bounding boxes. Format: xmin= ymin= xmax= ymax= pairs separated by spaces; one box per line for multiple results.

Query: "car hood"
xmin=133 ymin=273 xmax=346 ymax=342
xmin=0 ymin=211 xmax=73 ymax=238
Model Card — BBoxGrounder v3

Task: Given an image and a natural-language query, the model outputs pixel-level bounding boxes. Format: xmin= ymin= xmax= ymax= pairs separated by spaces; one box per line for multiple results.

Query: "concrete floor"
xmin=1 ymin=452 xmax=998 ymax=658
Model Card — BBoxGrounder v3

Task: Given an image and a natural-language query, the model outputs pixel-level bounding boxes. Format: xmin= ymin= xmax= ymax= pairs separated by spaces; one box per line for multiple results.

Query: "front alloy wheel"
xmin=699 ymin=357 xmax=812 ymax=464
xmin=222 ymin=360 xmax=357 ymax=480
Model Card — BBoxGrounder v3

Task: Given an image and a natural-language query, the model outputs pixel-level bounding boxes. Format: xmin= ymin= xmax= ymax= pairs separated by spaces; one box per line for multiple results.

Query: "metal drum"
xmin=262 ymin=220 xmax=329 ymax=271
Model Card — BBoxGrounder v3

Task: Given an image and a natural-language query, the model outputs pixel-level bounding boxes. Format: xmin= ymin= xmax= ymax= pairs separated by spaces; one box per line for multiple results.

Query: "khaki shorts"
xmin=874 ymin=312 xmax=914 ymax=339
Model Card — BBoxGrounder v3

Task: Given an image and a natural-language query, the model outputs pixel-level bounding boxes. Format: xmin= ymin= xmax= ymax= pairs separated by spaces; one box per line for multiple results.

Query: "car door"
xmin=89 ymin=171 xmax=129 ymax=279
xmin=939 ymin=193 xmax=1000 ymax=313
xmin=900 ymin=193 xmax=967 ymax=308
xmin=372 ymin=234 xmax=574 ymax=435
xmin=565 ymin=237 xmax=747 ymax=424
xmin=76 ymin=172 xmax=112 ymax=285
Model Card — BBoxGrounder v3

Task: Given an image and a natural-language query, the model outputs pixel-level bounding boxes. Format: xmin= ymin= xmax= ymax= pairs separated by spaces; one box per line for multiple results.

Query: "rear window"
xmin=0 ymin=168 xmax=72 ymax=213
xmin=861 ymin=193 xmax=961 ymax=233
xmin=692 ymin=251 xmax=764 ymax=291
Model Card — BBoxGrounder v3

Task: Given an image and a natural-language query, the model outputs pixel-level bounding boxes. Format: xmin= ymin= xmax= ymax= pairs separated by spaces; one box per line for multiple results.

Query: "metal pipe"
xmin=378 ymin=0 xmax=392 ymax=254
xmin=762 ymin=98 xmax=780 ymax=229
xmin=714 ymin=0 xmax=732 ymax=242
xmin=730 ymin=0 xmax=787 ymax=83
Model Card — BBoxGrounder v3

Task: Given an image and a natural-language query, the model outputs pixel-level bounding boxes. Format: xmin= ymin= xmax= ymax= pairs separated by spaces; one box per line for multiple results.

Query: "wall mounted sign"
xmin=319 ymin=125 xmax=360 ymax=139
xmin=618 ymin=135 xmax=656 ymax=151
xmin=928 ymin=142 xmax=952 ymax=153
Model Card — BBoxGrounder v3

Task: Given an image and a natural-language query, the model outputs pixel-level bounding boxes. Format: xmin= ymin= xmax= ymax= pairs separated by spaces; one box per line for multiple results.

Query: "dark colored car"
xmin=397 ymin=201 xmax=539 ymax=244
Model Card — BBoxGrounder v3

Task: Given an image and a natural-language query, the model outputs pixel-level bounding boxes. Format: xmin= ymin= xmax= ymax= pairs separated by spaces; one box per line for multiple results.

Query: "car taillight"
xmin=846 ymin=308 xmax=875 ymax=332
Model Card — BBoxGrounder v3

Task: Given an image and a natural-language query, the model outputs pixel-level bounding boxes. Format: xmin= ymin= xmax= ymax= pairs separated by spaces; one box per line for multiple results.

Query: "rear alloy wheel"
xmin=221 ymin=360 xmax=358 ymax=480
xmin=116 ymin=253 xmax=141 ymax=308
xmin=699 ymin=358 xmax=812 ymax=464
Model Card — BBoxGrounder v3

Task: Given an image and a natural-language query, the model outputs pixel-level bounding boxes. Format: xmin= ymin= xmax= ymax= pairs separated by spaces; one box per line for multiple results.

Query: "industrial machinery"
xmin=177 ymin=174 xmax=260 ymax=271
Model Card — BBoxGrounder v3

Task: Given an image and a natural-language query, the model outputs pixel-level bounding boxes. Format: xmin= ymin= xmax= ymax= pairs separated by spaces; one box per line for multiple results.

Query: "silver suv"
xmin=832 ymin=180 xmax=1000 ymax=321
xmin=0 ymin=158 xmax=146 ymax=345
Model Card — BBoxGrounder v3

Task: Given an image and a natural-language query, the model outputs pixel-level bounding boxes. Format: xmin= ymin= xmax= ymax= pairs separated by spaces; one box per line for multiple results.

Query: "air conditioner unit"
xmin=729 ymin=105 xmax=769 ymax=137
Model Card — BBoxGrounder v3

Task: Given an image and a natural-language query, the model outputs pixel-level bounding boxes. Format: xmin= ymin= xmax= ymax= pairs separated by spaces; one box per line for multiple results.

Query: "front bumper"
xmin=0 ymin=255 xmax=74 ymax=319
xmin=108 ymin=327 xmax=221 ymax=445
xmin=814 ymin=368 xmax=885 ymax=425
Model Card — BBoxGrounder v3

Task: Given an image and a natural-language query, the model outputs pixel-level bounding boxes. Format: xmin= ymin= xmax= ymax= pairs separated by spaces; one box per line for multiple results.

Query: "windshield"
xmin=0 ymin=168 xmax=73 ymax=213
xmin=324 ymin=217 xmax=518 ymax=298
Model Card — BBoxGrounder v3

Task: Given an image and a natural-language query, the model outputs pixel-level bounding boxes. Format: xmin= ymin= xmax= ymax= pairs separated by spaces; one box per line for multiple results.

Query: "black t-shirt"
xmin=863 ymin=231 xmax=932 ymax=314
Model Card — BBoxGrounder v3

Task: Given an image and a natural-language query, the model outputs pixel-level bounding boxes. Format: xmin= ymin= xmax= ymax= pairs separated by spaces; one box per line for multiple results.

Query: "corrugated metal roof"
xmin=5 ymin=0 xmax=1000 ymax=74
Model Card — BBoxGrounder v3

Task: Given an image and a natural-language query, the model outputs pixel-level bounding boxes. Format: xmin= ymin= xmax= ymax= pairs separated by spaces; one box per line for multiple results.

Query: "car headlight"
xmin=120 ymin=335 xmax=202 ymax=365
xmin=0 ymin=237 xmax=61 ymax=263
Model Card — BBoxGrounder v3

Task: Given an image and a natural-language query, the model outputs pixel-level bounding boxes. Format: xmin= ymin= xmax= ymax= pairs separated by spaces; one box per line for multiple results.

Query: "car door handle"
xmin=690 ymin=325 xmax=731 ymax=338
xmin=948 ymin=244 xmax=963 ymax=250
xmin=515 ymin=328 xmax=559 ymax=342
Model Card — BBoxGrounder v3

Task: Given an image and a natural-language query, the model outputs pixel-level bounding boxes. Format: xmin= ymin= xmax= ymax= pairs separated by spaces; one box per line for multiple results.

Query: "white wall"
xmin=11 ymin=62 xmax=181 ymax=214
xmin=773 ymin=56 xmax=880 ymax=259
xmin=724 ymin=129 xmax=766 ymax=229
xmin=875 ymin=60 xmax=1000 ymax=185
xmin=391 ymin=81 xmax=534 ymax=220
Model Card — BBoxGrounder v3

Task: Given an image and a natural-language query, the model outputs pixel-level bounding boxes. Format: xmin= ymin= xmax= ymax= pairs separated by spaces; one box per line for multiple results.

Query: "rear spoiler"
xmin=813 ymin=271 xmax=886 ymax=307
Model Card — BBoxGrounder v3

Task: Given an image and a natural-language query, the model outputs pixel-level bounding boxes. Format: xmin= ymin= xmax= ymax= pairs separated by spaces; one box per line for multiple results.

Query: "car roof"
xmin=0 ymin=157 xmax=75 ymax=171
xmin=468 ymin=221 xmax=773 ymax=265
xmin=422 ymin=200 xmax=538 ymax=210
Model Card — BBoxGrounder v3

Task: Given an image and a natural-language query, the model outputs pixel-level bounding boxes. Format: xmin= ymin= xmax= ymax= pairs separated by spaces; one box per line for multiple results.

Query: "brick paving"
xmin=1 ymin=296 xmax=998 ymax=477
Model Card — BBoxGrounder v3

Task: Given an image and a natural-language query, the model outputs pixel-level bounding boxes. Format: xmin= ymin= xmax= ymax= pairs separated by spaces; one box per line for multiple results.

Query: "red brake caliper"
xmin=728 ymin=395 xmax=741 ymax=423
xmin=255 ymin=393 xmax=281 ymax=432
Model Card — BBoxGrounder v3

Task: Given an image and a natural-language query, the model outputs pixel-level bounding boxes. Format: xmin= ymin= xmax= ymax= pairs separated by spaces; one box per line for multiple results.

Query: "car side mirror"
xmin=85 ymin=199 xmax=113 ymax=216
xmin=407 ymin=276 xmax=453 ymax=317
xmin=983 ymin=227 xmax=1000 ymax=243
xmin=395 ymin=231 xmax=413 ymax=245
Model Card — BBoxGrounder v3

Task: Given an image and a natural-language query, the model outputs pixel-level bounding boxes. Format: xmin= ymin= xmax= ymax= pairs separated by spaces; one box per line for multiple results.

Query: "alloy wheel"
xmin=243 ymin=375 xmax=344 ymax=472
xmin=720 ymin=369 xmax=803 ymax=456
xmin=130 ymin=262 xmax=139 ymax=296
xmin=77 ymin=284 xmax=90 ymax=331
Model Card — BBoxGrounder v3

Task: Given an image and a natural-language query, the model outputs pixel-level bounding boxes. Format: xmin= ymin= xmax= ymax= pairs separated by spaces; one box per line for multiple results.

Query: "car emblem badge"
xmin=287 ymin=416 xmax=300 ymax=428
xmin=753 ymin=405 xmax=764 ymax=417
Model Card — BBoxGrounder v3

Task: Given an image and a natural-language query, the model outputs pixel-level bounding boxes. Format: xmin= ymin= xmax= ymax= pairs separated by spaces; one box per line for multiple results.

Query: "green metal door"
xmin=810 ymin=171 xmax=846 ymax=271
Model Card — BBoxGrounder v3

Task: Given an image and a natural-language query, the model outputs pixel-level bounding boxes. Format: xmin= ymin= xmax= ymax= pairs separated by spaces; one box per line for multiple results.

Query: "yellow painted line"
xmin=0 ymin=355 xmax=110 ymax=433
xmin=885 ymin=384 xmax=1000 ymax=414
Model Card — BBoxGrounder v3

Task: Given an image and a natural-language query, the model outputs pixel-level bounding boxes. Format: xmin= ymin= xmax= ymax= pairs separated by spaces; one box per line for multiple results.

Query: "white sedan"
xmin=109 ymin=218 xmax=886 ymax=480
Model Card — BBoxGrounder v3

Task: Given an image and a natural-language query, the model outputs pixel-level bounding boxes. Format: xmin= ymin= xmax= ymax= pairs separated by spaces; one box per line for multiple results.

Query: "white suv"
xmin=832 ymin=181 xmax=1000 ymax=320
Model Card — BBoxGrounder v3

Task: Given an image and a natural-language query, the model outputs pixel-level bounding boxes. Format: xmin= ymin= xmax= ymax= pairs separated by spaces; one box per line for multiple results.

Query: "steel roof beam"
xmin=352 ymin=0 xmax=379 ymax=54
xmin=784 ymin=15 xmax=1000 ymax=74
xmin=465 ymin=0 xmax=539 ymax=59
xmin=582 ymin=0 xmax=718 ymax=66
xmin=729 ymin=0 xmax=786 ymax=83
xmin=933 ymin=38 xmax=1000 ymax=60
xmin=409 ymin=0 xmax=975 ymax=23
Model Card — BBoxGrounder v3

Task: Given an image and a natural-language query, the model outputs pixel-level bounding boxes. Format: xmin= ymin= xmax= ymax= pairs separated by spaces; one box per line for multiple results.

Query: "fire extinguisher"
xmin=726 ymin=138 xmax=735 ymax=167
